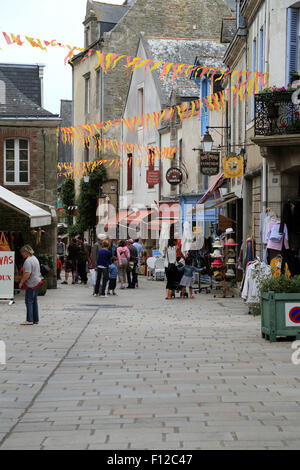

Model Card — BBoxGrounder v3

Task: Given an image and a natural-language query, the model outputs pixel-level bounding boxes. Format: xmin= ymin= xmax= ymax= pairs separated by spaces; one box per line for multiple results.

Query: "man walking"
xmin=127 ymin=239 xmax=138 ymax=289
xmin=57 ymin=237 xmax=65 ymax=264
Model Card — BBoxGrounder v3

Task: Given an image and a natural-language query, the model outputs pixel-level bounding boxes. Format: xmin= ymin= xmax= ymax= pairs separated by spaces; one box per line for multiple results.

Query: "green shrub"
xmin=260 ymin=275 xmax=300 ymax=294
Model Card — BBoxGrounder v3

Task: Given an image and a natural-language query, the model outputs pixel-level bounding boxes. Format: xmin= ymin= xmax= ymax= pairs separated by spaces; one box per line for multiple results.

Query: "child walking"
xmin=108 ymin=257 xmax=118 ymax=295
xmin=57 ymin=255 xmax=63 ymax=280
xmin=178 ymin=257 xmax=202 ymax=299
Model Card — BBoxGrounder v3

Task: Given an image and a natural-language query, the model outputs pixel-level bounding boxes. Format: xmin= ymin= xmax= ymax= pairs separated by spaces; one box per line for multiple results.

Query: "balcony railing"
xmin=254 ymin=91 xmax=300 ymax=137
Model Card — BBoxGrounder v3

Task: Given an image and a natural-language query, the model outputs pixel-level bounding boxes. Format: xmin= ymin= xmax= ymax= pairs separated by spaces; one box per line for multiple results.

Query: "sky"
xmin=0 ymin=0 xmax=124 ymax=114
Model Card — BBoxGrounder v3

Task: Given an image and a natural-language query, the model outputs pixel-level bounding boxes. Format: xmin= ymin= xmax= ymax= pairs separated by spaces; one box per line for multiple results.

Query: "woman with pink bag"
xmin=117 ymin=240 xmax=130 ymax=289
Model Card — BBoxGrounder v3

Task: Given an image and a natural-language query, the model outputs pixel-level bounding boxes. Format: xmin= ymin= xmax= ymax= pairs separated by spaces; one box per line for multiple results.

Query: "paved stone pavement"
xmin=0 ymin=278 xmax=299 ymax=450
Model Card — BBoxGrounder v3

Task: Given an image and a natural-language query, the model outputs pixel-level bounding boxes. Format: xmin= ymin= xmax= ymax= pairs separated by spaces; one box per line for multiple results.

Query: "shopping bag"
xmin=90 ymin=269 xmax=97 ymax=286
xmin=0 ymin=232 xmax=10 ymax=251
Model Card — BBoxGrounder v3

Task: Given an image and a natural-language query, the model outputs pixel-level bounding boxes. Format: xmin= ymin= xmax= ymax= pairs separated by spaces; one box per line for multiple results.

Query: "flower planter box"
xmin=261 ymin=291 xmax=300 ymax=342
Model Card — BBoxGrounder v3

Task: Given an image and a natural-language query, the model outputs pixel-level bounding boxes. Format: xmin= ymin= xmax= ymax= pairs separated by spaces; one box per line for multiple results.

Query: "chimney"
xmin=38 ymin=65 xmax=45 ymax=108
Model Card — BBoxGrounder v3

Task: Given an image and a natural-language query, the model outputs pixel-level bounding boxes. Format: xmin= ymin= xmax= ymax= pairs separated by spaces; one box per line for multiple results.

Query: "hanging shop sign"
xmin=0 ymin=252 xmax=15 ymax=300
xmin=166 ymin=168 xmax=183 ymax=185
xmin=146 ymin=170 xmax=160 ymax=186
xmin=200 ymin=152 xmax=220 ymax=176
xmin=223 ymin=153 xmax=244 ymax=178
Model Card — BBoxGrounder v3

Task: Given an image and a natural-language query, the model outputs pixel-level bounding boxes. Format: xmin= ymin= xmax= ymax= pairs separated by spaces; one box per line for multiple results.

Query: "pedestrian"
xmin=19 ymin=245 xmax=43 ymax=325
xmin=133 ymin=238 xmax=143 ymax=287
xmin=57 ymin=236 xmax=65 ymax=265
xmin=117 ymin=240 xmax=130 ymax=289
xmin=108 ymin=257 xmax=118 ymax=295
xmin=164 ymin=239 xmax=177 ymax=300
xmin=77 ymin=236 xmax=89 ymax=285
xmin=178 ymin=256 xmax=202 ymax=299
xmin=94 ymin=240 xmax=111 ymax=297
xmin=62 ymin=238 xmax=79 ymax=285
xmin=127 ymin=239 xmax=138 ymax=288
xmin=57 ymin=255 xmax=63 ymax=280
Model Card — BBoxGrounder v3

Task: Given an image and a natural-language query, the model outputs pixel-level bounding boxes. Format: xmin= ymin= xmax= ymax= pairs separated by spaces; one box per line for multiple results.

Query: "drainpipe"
xmin=261 ymin=0 xmax=270 ymax=212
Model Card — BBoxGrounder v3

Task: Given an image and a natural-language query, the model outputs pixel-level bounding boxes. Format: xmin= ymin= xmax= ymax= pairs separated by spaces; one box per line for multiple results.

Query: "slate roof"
xmin=142 ymin=37 xmax=228 ymax=106
xmin=0 ymin=65 xmax=58 ymax=119
xmin=0 ymin=63 xmax=42 ymax=106
xmin=221 ymin=18 xmax=237 ymax=43
xmin=92 ymin=1 xmax=130 ymax=24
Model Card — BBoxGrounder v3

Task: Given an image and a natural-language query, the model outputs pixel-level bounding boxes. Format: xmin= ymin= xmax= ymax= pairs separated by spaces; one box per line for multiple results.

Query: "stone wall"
xmin=0 ymin=122 xmax=59 ymax=288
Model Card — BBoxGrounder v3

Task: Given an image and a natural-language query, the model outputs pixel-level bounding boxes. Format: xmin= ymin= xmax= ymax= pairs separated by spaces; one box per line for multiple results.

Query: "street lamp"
xmin=201 ymin=130 xmax=214 ymax=153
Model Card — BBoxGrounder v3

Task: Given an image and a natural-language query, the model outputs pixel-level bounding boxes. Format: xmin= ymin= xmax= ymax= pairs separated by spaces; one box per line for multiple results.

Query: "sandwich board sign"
xmin=0 ymin=252 xmax=14 ymax=301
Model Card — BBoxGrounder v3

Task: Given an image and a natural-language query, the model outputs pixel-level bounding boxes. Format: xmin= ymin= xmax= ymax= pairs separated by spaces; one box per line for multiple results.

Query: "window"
xmin=96 ymin=69 xmax=102 ymax=114
xmin=127 ymin=153 xmax=133 ymax=191
xmin=251 ymin=38 xmax=257 ymax=120
xmin=84 ymin=140 xmax=90 ymax=163
xmin=85 ymin=75 xmax=91 ymax=115
xmin=84 ymin=27 xmax=90 ymax=49
xmin=138 ymin=88 xmax=144 ymax=123
xmin=4 ymin=138 xmax=29 ymax=184
xmin=148 ymin=148 xmax=155 ymax=189
xmin=286 ymin=7 xmax=299 ymax=85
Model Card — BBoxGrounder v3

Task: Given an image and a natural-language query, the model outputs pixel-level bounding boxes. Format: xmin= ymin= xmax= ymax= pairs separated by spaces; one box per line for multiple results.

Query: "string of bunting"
xmin=59 ymin=78 xmax=262 ymax=144
xmin=57 ymin=147 xmax=175 ymax=179
xmin=1 ymin=31 xmax=268 ymax=89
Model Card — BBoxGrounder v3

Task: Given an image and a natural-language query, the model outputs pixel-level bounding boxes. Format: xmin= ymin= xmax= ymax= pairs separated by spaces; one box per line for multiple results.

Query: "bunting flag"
xmin=57 ymin=146 xmax=176 ymax=178
xmin=58 ymin=80 xmax=250 ymax=144
xmin=1 ymin=31 xmax=268 ymax=90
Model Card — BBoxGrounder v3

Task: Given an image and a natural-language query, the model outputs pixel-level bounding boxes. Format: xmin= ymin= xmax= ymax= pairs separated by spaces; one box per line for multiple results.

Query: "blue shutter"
xmin=286 ymin=8 xmax=299 ymax=86
xmin=259 ymin=27 xmax=264 ymax=91
xmin=252 ymin=39 xmax=257 ymax=119
xmin=201 ymin=77 xmax=209 ymax=136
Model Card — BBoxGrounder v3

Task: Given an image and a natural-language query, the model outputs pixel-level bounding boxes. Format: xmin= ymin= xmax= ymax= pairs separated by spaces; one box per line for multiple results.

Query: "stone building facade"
xmin=71 ymin=0 xmax=233 ymax=229
xmin=0 ymin=64 xmax=60 ymax=288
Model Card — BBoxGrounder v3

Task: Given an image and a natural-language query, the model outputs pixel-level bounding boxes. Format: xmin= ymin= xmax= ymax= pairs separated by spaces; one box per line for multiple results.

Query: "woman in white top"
xmin=164 ymin=239 xmax=177 ymax=299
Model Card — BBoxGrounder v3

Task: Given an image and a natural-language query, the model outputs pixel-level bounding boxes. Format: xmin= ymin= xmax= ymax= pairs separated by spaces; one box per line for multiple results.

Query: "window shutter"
xmin=286 ymin=8 xmax=299 ymax=86
xmin=259 ymin=28 xmax=264 ymax=91
xmin=252 ymin=39 xmax=257 ymax=119
xmin=201 ymin=77 xmax=209 ymax=136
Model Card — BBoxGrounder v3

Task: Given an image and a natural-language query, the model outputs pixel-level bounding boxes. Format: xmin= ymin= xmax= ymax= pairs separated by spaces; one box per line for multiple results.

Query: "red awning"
xmin=197 ymin=173 xmax=225 ymax=204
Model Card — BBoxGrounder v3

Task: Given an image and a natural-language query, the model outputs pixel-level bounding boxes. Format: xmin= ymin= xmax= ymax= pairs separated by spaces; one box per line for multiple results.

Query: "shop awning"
xmin=126 ymin=209 xmax=155 ymax=226
xmin=197 ymin=173 xmax=226 ymax=205
xmin=0 ymin=185 xmax=52 ymax=228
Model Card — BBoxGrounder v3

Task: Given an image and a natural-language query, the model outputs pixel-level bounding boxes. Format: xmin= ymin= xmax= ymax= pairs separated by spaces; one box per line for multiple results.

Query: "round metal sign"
xmin=166 ymin=167 xmax=183 ymax=185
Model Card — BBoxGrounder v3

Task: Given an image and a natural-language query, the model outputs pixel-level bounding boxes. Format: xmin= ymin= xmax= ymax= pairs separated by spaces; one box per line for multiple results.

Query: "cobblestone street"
xmin=0 ymin=278 xmax=299 ymax=450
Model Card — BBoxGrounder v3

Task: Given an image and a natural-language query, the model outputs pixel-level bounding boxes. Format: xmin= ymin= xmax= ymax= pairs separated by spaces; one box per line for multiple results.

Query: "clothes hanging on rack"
xmin=241 ymin=260 xmax=272 ymax=304
xmin=266 ymin=221 xmax=289 ymax=251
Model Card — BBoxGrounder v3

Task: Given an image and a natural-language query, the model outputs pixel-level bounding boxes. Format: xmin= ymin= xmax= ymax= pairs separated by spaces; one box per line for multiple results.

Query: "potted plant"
xmin=37 ymin=253 xmax=54 ymax=296
xmin=260 ymin=275 xmax=300 ymax=342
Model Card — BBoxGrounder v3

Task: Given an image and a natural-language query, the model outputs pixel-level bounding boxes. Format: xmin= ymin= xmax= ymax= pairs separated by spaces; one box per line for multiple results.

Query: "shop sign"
xmin=166 ymin=168 xmax=183 ymax=185
xmin=200 ymin=152 xmax=220 ymax=176
xmin=285 ymin=304 xmax=300 ymax=327
xmin=0 ymin=252 xmax=14 ymax=300
xmin=223 ymin=153 xmax=244 ymax=178
xmin=146 ymin=170 xmax=160 ymax=186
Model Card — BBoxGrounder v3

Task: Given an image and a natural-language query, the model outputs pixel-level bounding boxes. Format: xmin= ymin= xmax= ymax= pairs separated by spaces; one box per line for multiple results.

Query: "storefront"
xmin=0 ymin=185 xmax=55 ymax=291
